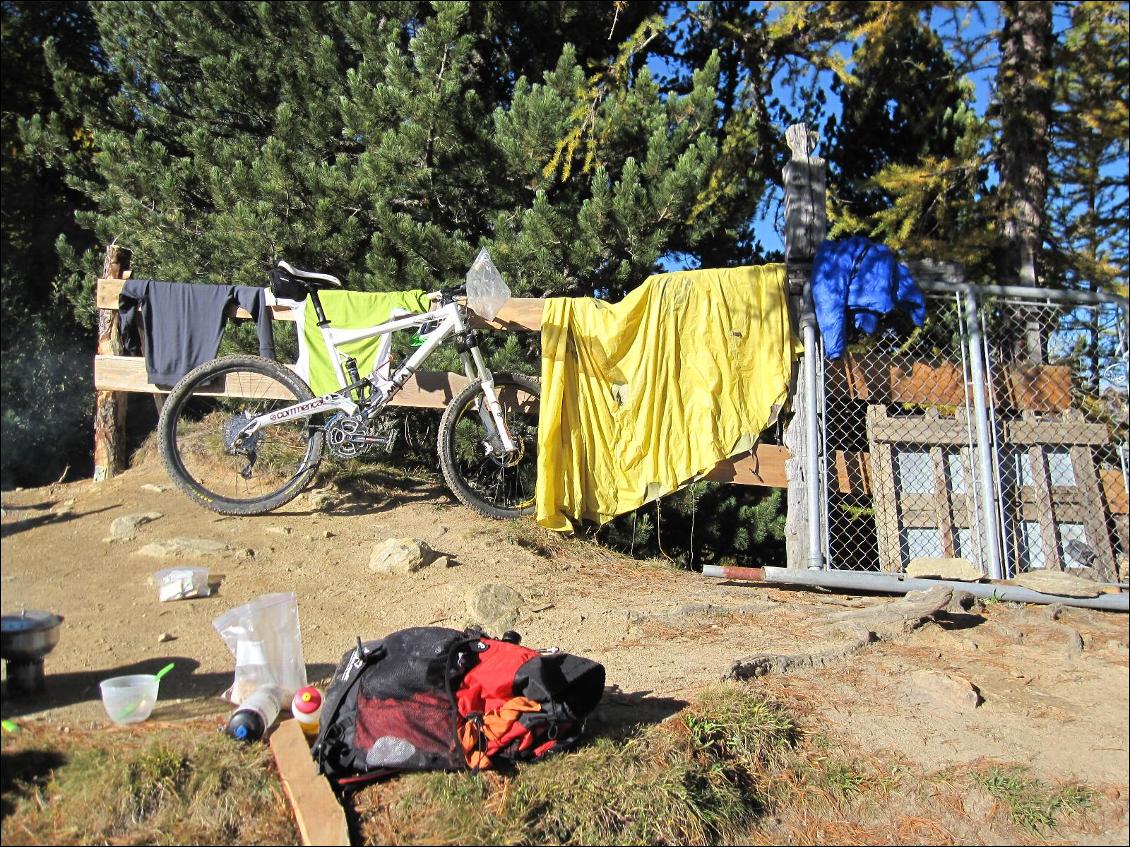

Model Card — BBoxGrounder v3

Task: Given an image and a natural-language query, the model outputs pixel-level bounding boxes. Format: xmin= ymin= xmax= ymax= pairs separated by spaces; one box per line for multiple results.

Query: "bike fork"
xmin=461 ymin=348 xmax=517 ymax=455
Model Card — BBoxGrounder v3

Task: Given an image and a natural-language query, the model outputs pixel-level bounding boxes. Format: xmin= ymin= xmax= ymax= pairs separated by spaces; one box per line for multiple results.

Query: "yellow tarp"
xmin=536 ymin=265 xmax=799 ymax=531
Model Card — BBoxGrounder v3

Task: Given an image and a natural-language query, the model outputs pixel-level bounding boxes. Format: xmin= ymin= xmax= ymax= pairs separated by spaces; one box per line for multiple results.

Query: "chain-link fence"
xmin=818 ymin=287 xmax=1128 ymax=583
xmin=982 ymin=296 xmax=1128 ymax=581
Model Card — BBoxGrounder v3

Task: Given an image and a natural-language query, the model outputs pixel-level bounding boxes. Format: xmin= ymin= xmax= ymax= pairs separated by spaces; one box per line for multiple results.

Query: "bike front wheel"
xmin=438 ymin=372 xmax=540 ymax=519
xmin=158 ymin=355 xmax=325 ymax=516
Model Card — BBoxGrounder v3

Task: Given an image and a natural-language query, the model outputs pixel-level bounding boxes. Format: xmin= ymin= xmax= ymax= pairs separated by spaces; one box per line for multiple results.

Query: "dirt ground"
xmin=2 ymin=456 xmax=1128 ymax=837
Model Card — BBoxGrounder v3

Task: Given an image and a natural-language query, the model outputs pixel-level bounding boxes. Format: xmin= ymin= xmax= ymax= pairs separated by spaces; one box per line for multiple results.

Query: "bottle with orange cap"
xmin=291 ymin=685 xmax=322 ymax=737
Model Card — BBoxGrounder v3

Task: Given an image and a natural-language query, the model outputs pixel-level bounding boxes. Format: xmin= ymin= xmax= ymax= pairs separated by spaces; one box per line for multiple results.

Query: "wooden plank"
xmin=97 ymin=278 xmax=545 ymax=330
xmin=269 ymin=719 xmax=350 ymax=847
xmin=94 ymin=355 xmax=470 ymax=409
xmin=890 ymin=360 xmax=967 ymax=407
xmin=97 ymin=278 xmax=301 ymax=320
xmin=1028 ymin=446 xmax=1063 ymax=571
xmin=706 ymin=445 xmax=789 ymax=487
xmin=1005 ymin=418 xmax=1110 ymax=446
xmin=1101 ymin=467 xmax=1128 ymax=515
xmin=1001 ymin=365 xmax=1073 ymax=412
xmin=1070 ymin=444 xmax=1118 ymax=580
xmin=694 ymin=445 xmax=874 ymax=493
xmin=825 ymin=352 xmax=1074 ymax=412
xmin=470 ymin=297 xmax=544 ymax=331
xmin=833 ymin=450 xmax=872 ymax=495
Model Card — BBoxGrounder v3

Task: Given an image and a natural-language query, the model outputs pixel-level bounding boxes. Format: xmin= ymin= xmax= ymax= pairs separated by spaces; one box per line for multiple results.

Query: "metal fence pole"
xmin=803 ymin=309 xmax=824 ymax=570
xmin=964 ymin=289 xmax=1005 ymax=580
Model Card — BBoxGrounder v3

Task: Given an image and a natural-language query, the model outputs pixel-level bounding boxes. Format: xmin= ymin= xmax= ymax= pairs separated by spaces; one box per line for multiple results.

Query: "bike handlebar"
xmin=428 ymin=285 xmax=466 ymax=305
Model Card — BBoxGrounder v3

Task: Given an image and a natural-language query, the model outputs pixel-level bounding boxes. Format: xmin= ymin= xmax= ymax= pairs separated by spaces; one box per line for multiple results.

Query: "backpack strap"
xmin=312 ymin=638 xmax=386 ymax=779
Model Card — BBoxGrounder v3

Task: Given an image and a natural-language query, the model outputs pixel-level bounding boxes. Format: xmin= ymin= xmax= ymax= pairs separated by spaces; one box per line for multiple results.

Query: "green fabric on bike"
xmin=536 ymin=264 xmax=800 ymax=532
xmin=297 ymin=289 xmax=430 ymax=396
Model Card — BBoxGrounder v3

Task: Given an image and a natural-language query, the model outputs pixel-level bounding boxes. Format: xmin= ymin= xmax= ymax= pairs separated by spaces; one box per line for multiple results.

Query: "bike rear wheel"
xmin=438 ymin=373 xmax=539 ymax=519
xmin=158 ymin=355 xmax=325 ymax=516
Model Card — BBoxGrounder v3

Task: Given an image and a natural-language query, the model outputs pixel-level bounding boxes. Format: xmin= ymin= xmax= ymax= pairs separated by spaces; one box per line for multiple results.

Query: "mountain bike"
xmin=156 ymin=251 xmax=539 ymax=519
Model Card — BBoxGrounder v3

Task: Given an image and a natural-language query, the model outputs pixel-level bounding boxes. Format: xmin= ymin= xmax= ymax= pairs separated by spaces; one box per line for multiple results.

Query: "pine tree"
xmin=824 ymin=11 xmax=990 ymax=264
xmin=1 ymin=0 xmax=107 ymax=485
xmin=43 ymin=1 xmax=729 ymax=309
xmin=1045 ymin=1 xmax=1128 ymax=403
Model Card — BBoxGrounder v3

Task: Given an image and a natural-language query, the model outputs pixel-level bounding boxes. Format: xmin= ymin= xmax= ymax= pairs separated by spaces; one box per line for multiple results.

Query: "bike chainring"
xmin=325 ymin=412 xmax=375 ymax=459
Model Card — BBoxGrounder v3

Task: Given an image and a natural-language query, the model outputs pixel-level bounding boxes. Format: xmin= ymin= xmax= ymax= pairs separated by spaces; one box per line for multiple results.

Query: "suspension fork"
xmin=459 ymin=343 xmax=517 ymax=455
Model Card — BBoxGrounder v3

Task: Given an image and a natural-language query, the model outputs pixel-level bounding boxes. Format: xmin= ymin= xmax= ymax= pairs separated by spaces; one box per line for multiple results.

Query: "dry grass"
xmin=350 ymin=682 xmax=1111 ymax=846
xmin=1 ymin=720 xmax=295 ymax=846
xmin=2 ymin=689 xmax=1119 ymax=846
xmin=352 ymin=682 xmax=798 ymax=846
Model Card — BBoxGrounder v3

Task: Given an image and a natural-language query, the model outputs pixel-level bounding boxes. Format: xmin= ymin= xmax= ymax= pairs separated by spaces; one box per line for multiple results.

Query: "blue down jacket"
xmin=811 ymin=237 xmax=926 ymax=359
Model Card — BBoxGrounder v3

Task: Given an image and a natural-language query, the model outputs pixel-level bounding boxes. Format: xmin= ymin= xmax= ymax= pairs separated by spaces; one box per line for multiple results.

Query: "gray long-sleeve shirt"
xmin=119 ymin=280 xmax=276 ymax=386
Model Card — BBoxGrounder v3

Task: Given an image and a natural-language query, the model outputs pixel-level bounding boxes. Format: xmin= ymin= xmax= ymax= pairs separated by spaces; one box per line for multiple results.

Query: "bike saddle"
xmin=275 ymin=260 xmax=342 ymax=289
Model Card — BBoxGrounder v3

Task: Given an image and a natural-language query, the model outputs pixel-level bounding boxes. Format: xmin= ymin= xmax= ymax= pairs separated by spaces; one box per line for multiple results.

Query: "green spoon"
xmin=120 ymin=662 xmax=176 ymax=720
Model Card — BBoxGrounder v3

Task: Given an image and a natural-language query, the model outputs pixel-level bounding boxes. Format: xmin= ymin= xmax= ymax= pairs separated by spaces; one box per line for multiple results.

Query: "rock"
xmin=433 ymin=556 xmax=449 ymax=569
xmin=266 ymin=526 xmax=292 ymax=536
xmin=904 ymin=669 xmax=981 ymax=710
xmin=157 ymin=632 xmax=176 ymax=643
xmin=1008 ymin=570 xmax=1102 ymax=598
xmin=368 ymin=538 xmax=435 ymax=574
xmin=140 ymin=483 xmax=168 ymax=494
xmin=133 ymin=537 xmax=230 ymax=558
xmin=322 ymin=531 xmax=335 ymax=539
xmin=466 ymin=583 xmax=524 ymax=633
xmin=109 ymin=512 xmax=163 ymax=540
xmin=905 ymin=557 xmax=982 ymax=581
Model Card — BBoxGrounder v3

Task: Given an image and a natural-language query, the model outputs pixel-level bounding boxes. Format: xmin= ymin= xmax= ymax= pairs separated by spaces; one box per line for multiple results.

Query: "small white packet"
xmin=153 ymin=567 xmax=211 ymax=601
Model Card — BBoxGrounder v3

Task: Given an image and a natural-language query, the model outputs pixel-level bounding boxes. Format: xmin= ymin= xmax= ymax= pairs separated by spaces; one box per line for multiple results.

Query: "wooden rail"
xmin=92 ymin=278 xmax=796 ymax=488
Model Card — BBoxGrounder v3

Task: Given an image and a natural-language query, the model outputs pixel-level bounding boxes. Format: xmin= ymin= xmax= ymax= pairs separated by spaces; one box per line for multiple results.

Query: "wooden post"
xmin=93 ymin=244 xmax=132 ymax=481
xmin=782 ymin=124 xmax=827 ymax=569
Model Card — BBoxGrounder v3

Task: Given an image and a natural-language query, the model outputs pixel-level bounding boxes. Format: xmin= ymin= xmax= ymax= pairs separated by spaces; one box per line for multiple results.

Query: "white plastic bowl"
xmin=100 ymin=674 xmax=160 ymax=724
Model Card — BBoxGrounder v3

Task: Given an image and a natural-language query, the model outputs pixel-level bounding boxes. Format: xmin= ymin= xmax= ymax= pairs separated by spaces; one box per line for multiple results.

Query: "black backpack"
xmin=311 ymin=626 xmax=605 ymax=789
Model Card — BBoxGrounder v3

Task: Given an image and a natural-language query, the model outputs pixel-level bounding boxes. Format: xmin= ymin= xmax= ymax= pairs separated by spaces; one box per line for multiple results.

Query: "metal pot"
xmin=1 ymin=611 xmax=64 ymax=694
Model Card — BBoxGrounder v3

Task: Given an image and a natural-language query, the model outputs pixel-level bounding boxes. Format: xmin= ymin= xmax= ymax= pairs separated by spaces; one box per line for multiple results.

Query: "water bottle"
xmin=225 ymin=684 xmax=285 ymax=743
xmin=291 ymin=685 xmax=323 ymax=738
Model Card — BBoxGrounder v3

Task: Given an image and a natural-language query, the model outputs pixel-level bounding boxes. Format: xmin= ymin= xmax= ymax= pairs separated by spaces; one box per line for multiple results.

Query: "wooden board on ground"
xmin=269 ymin=719 xmax=350 ymax=847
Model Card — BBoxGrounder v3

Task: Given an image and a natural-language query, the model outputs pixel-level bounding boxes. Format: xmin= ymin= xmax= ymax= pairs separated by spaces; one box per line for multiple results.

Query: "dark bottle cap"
xmin=225 ymin=708 xmax=265 ymax=743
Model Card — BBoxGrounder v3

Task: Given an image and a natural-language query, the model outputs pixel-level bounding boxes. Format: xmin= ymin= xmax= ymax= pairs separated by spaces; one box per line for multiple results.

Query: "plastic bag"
xmin=153 ymin=567 xmax=211 ymax=601
xmin=465 ymin=248 xmax=510 ymax=321
xmin=212 ymin=592 xmax=307 ymax=705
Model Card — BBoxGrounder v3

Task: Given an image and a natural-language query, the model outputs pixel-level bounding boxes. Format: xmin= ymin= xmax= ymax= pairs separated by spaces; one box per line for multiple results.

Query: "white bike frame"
xmin=238 ymin=297 xmax=517 ymax=454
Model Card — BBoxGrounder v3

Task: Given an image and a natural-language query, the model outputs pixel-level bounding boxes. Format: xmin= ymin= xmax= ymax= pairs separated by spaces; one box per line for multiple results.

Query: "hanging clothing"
xmin=537 ymin=264 xmax=799 ymax=532
xmin=811 ymin=236 xmax=926 ymax=359
xmin=292 ymin=289 xmax=431 ymax=396
xmin=119 ymin=280 xmax=275 ymax=386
